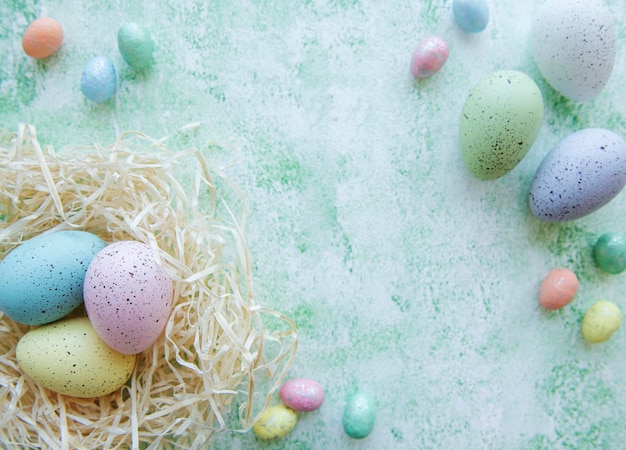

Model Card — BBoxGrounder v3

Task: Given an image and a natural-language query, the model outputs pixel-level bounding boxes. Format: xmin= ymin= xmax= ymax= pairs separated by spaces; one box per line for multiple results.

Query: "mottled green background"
xmin=1 ymin=0 xmax=626 ymax=449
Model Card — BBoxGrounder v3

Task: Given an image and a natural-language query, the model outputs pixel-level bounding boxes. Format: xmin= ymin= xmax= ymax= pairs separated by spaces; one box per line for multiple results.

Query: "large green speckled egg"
xmin=459 ymin=70 xmax=543 ymax=180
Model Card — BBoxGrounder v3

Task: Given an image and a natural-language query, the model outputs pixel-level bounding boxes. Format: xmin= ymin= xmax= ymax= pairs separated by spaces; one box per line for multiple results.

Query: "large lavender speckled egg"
xmin=529 ymin=128 xmax=626 ymax=222
xmin=84 ymin=241 xmax=173 ymax=354
xmin=531 ymin=0 xmax=616 ymax=101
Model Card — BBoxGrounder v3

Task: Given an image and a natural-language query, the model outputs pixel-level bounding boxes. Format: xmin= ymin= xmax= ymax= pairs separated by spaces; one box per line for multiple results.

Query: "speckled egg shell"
xmin=84 ymin=241 xmax=173 ymax=354
xmin=280 ymin=378 xmax=325 ymax=412
xmin=531 ymin=0 xmax=616 ymax=101
xmin=459 ymin=70 xmax=544 ymax=180
xmin=529 ymin=128 xmax=626 ymax=222
xmin=80 ymin=56 xmax=117 ymax=103
xmin=0 ymin=230 xmax=106 ymax=325
xmin=16 ymin=317 xmax=136 ymax=398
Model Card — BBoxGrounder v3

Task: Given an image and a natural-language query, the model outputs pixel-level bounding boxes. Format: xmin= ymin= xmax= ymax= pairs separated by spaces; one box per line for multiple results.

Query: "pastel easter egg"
xmin=84 ymin=241 xmax=173 ymax=354
xmin=459 ymin=70 xmax=544 ymax=180
xmin=529 ymin=128 xmax=626 ymax=222
xmin=539 ymin=268 xmax=578 ymax=310
xmin=253 ymin=405 xmax=297 ymax=440
xmin=80 ymin=56 xmax=117 ymax=103
xmin=0 ymin=230 xmax=106 ymax=325
xmin=279 ymin=378 xmax=325 ymax=412
xmin=582 ymin=300 xmax=621 ymax=343
xmin=410 ymin=36 xmax=449 ymax=79
xmin=16 ymin=317 xmax=136 ymax=398
xmin=343 ymin=391 xmax=376 ymax=439
xmin=531 ymin=0 xmax=616 ymax=101
xmin=453 ymin=0 xmax=489 ymax=33
xmin=22 ymin=17 xmax=63 ymax=58
xmin=117 ymin=22 xmax=155 ymax=70
xmin=594 ymin=233 xmax=626 ymax=274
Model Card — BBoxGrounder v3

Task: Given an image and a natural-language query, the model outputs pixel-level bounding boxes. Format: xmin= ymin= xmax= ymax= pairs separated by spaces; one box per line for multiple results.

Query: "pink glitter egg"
xmin=280 ymin=378 xmax=325 ymax=412
xmin=410 ymin=36 xmax=449 ymax=79
xmin=84 ymin=241 xmax=173 ymax=354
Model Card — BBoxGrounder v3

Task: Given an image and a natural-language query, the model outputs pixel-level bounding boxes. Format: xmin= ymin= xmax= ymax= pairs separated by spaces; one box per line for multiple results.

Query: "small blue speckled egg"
xmin=453 ymin=0 xmax=489 ymax=33
xmin=531 ymin=0 xmax=616 ymax=101
xmin=530 ymin=128 xmax=626 ymax=222
xmin=80 ymin=56 xmax=117 ymax=103
xmin=0 ymin=230 xmax=106 ymax=325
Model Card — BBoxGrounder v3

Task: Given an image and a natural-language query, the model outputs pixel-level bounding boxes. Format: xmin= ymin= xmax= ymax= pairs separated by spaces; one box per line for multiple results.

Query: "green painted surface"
xmin=1 ymin=0 xmax=626 ymax=449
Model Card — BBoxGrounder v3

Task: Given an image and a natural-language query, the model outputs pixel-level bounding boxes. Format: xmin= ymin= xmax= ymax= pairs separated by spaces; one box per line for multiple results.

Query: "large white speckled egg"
xmin=531 ymin=0 xmax=616 ymax=101
xmin=459 ymin=70 xmax=544 ymax=180
xmin=16 ymin=317 xmax=136 ymax=398
xmin=529 ymin=128 xmax=626 ymax=222
xmin=84 ymin=241 xmax=173 ymax=354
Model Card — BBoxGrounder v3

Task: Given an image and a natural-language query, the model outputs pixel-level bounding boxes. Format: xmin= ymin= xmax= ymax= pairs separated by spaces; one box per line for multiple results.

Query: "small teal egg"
xmin=80 ymin=56 xmax=117 ymax=103
xmin=594 ymin=233 xmax=626 ymax=274
xmin=117 ymin=22 xmax=155 ymax=70
xmin=343 ymin=391 xmax=376 ymax=439
xmin=529 ymin=128 xmax=626 ymax=222
xmin=453 ymin=0 xmax=489 ymax=33
xmin=0 ymin=231 xmax=106 ymax=325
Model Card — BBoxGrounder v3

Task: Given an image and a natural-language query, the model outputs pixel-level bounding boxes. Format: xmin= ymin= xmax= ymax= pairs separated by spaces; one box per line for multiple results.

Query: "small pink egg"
xmin=279 ymin=378 xmax=325 ymax=412
xmin=539 ymin=268 xmax=578 ymax=310
xmin=84 ymin=241 xmax=173 ymax=354
xmin=410 ymin=36 xmax=449 ymax=79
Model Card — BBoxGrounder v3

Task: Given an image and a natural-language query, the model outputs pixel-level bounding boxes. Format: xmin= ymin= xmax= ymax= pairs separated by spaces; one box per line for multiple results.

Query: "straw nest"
xmin=0 ymin=124 xmax=297 ymax=449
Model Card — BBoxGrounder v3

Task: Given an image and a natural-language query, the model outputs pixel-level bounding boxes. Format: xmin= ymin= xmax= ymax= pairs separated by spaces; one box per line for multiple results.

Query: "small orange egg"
xmin=539 ymin=268 xmax=578 ymax=310
xmin=22 ymin=17 xmax=64 ymax=59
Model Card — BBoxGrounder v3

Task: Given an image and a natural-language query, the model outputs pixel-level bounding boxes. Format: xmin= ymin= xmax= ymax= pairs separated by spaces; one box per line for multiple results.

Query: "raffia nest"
xmin=0 ymin=124 xmax=297 ymax=449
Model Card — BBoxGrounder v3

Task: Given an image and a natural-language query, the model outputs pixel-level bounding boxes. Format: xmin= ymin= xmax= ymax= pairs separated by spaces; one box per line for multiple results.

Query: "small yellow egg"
xmin=253 ymin=405 xmax=297 ymax=440
xmin=582 ymin=301 xmax=622 ymax=344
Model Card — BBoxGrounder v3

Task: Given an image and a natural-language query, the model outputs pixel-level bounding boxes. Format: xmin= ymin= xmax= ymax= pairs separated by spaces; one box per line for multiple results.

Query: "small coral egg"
xmin=22 ymin=17 xmax=64 ymax=59
xmin=410 ymin=36 xmax=449 ymax=79
xmin=279 ymin=378 xmax=325 ymax=412
xmin=539 ymin=268 xmax=578 ymax=310
xmin=253 ymin=405 xmax=297 ymax=440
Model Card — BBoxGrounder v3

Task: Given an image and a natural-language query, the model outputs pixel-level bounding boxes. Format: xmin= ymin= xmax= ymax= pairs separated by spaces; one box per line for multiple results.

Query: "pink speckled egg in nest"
xmin=84 ymin=240 xmax=173 ymax=354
